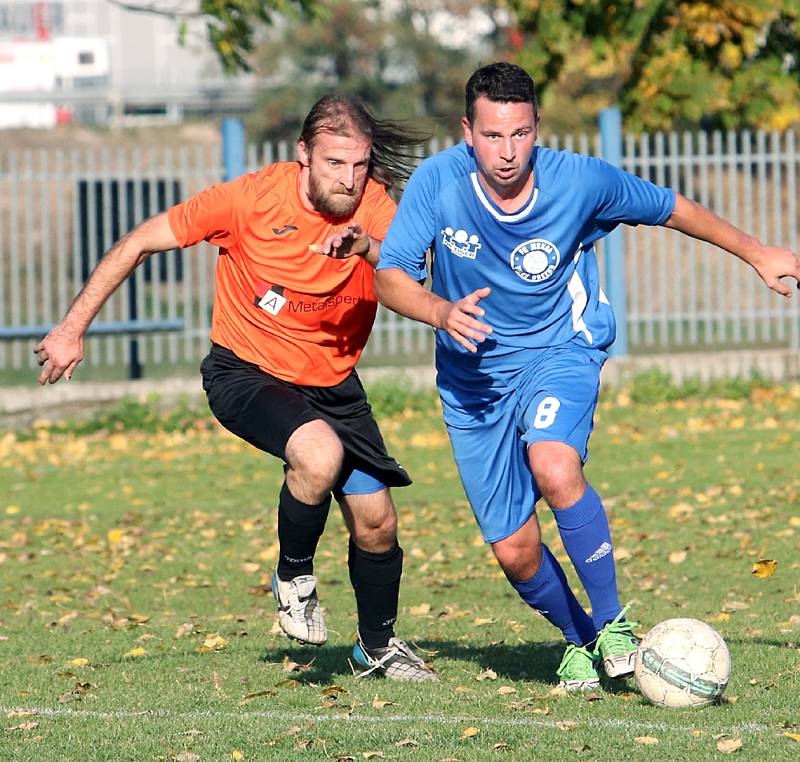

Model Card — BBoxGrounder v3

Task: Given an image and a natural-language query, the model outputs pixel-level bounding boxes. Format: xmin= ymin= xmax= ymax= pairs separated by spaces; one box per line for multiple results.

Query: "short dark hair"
xmin=299 ymin=94 xmax=426 ymax=190
xmin=465 ymin=62 xmax=539 ymax=125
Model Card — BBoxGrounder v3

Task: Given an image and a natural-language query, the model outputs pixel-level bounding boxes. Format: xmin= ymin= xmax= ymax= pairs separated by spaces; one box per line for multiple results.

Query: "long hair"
xmin=465 ymin=62 xmax=539 ymax=125
xmin=299 ymin=95 xmax=427 ymax=190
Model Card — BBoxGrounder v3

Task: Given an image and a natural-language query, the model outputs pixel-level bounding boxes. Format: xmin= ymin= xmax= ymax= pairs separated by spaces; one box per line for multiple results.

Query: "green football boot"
xmin=556 ymin=643 xmax=601 ymax=691
xmin=595 ymin=605 xmax=640 ymax=678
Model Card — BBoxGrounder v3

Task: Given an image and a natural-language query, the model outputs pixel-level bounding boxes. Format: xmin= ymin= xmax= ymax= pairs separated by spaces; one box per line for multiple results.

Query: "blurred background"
xmin=1 ymin=1 xmax=799 ymax=398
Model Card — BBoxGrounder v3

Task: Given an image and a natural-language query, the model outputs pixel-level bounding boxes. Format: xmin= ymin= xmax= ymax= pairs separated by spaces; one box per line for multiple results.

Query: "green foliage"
xmin=364 ymin=379 xmax=440 ymax=419
xmin=199 ymin=0 xmax=318 ymax=74
xmin=508 ymin=0 xmax=800 ymax=132
xmin=24 ymin=397 xmax=211 ymax=438
xmin=627 ymin=367 xmax=770 ymax=404
xmin=249 ymin=0 xmax=506 ymax=142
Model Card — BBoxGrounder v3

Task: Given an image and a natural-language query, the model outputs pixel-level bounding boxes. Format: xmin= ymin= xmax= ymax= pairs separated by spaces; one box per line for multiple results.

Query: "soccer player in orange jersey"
xmin=35 ymin=96 xmax=437 ymax=682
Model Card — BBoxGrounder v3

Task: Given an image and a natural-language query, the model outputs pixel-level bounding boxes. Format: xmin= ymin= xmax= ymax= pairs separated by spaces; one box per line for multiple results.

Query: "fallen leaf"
xmin=275 ymin=679 xmax=301 ymax=688
xmin=492 ymin=742 xmax=512 ymax=752
xmin=68 ymin=658 xmax=89 ymax=667
xmin=7 ymin=721 xmax=38 ymax=732
xmin=321 ymin=686 xmax=347 ymax=697
xmin=557 ymin=720 xmax=577 ymax=731
xmin=752 ymin=559 xmax=777 ymax=578
xmin=669 ymin=550 xmax=687 ymax=564
xmin=474 ymin=617 xmax=497 ymax=625
xmin=717 ymin=738 xmax=743 ymax=753
xmin=175 ymin=623 xmax=194 ymax=639
xmin=476 ymin=668 xmax=498 ymax=681
xmin=107 ymin=528 xmax=125 ymax=545
xmin=409 ymin=603 xmax=431 ymax=616
xmin=371 ymin=696 xmax=395 ymax=709
xmin=462 ymin=726 xmax=480 ymax=738
xmin=123 ymin=647 xmax=147 ymax=658
xmin=635 ymin=736 xmax=658 ymax=745
xmin=783 ymin=732 xmax=800 ymax=742
xmin=197 ymin=634 xmax=227 ymax=653
xmin=394 ymin=739 xmax=418 ymax=747
xmin=496 ymin=686 xmax=517 ymax=695
xmin=231 ymin=752 xmax=244 ymax=761
xmin=362 ymin=753 xmax=384 ymax=759
xmin=240 ymin=690 xmax=277 ymax=702
xmin=282 ymin=655 xmax=314 ymax=673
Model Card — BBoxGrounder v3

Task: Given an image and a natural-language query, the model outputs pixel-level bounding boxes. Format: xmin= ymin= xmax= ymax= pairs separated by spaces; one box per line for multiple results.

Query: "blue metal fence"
xmin=0 ymin=125 xmax=798 ymax=377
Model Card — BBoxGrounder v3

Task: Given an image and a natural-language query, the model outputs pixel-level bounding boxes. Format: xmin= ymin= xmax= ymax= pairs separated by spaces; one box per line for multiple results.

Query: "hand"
xmin=747 ymin=244 xmax=800 ymax=298
xmin=436 ymin=287 xmax=493 ymax=353
xmin=310 ymin=224 xmax=370 ymax=260
xmin=34 ymin=327 xmax=84 ymax=385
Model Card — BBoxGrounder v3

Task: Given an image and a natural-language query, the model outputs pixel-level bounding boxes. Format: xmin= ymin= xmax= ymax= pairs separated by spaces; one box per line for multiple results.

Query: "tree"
xmin=507 ymin=0 xmax=800 ymax=132
xmin=249 ymin=0 xmax=510 ymax=142
xmin=107 ymin=0 xmax=317 ymax=74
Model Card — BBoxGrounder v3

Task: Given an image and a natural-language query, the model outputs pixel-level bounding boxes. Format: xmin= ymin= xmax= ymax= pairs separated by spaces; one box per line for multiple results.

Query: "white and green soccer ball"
xmin=634 ymin=618 xmax=732 ymax=708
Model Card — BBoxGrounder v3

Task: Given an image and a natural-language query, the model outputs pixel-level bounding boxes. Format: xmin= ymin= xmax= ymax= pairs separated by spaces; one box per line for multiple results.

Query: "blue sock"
xmin=509 ymin=543 xmax=596 ymax=646
xmin=552 ymin=483 xmax=621 ymax=629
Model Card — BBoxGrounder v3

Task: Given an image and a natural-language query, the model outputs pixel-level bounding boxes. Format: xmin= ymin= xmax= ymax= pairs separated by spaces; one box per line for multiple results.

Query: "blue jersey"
xmin=378 ymin=142 xmax=675 ymax=388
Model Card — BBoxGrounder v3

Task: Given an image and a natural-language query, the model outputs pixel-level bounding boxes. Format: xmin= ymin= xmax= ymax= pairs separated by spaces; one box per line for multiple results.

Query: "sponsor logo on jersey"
xmin=256 ymin=285 xmax=287 ymax=316
xmin=255 ymin=284 xmax=364 ymax=317
xmin=510 ymin=238 xmax=560 ymax=282
xmin=441 ymin=226 xmax=481 ymax=260
xmin=585 ymin=541 xmax=612 ymax=564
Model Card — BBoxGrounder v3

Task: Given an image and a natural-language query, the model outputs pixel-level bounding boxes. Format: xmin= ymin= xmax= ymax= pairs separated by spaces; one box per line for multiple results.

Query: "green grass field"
xmin=1 ymin=380 xmax=799 ymax=761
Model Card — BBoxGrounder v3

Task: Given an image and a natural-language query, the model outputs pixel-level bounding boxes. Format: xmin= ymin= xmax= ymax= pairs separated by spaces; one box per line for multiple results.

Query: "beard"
xmin=308 ymin=173 xmax=363 ymax=218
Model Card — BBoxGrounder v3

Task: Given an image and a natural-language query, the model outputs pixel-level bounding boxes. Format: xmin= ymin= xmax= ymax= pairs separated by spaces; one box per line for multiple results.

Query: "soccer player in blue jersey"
xmin=374 ymin=62 xmax=800 ymax=690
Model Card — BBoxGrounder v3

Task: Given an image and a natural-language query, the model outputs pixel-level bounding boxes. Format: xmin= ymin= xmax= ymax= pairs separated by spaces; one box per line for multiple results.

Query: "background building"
xmin=0 ymin=0 xmax=254 ymax=127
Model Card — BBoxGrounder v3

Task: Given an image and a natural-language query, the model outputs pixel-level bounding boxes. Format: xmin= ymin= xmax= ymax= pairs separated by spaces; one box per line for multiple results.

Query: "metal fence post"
xmin=222 ymin=118 xmax=246 ymax=181
xmin=598 ymin=107 xmax=628 ymax=357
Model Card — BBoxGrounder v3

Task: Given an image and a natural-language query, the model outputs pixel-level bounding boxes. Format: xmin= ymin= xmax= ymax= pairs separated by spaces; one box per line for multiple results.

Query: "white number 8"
xmin=533 ymin=396 xmax=561 ymax=429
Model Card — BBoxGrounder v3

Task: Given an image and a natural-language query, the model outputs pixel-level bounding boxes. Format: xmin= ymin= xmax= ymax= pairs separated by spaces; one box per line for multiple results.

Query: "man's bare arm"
xmin=373 ymin=267 xmax=493 ymax=353
xmin=34 ymin=212 xmax=180 ymax=384
xmin=664 ymin=194 xmax=800 ymax=297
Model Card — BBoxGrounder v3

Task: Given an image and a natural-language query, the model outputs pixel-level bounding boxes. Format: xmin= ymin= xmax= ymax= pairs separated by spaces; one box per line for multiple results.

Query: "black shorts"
xmin=200 ymin=344 xmax=411 ymax=490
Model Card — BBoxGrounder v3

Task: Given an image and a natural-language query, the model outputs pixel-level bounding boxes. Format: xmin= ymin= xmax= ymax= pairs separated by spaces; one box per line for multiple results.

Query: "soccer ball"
xmin=634 ymin=618 xmax=731 ymax=708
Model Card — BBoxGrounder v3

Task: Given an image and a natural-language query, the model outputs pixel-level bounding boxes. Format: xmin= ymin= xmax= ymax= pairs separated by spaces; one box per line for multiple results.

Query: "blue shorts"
xmin=440 ymin=344 xmax=606 ymax=543
xmin=335 ymin=468 xmax=386 ymax=498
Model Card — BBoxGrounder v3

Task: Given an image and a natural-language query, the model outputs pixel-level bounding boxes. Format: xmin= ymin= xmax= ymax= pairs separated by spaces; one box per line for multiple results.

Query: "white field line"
xmin=1 ymin=706 xmax=775 ymax=736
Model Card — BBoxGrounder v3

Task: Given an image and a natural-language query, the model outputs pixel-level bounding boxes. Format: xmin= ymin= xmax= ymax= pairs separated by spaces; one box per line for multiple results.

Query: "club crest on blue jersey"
xmin=441 ymin=227 xmax=481 ymax=260
xmin=510 ymin=239 xmax=560 ymax=282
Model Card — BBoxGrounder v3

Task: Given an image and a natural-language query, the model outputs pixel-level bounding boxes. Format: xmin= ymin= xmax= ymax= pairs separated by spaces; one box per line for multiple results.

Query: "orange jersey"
xmin=167 ymin=162 xmax=396 ymax=386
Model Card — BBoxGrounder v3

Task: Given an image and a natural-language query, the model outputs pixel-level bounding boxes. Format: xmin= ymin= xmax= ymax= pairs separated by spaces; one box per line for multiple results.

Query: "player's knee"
xmin=351 ymin=496 xmax=397 ymax=551
xmin=286 ymin=420 xmax=344 ymax=495
xmin=530 ymin=453 xmax=584 ymax=508
xmin=492 ymin=536 xmax=542 ymax=582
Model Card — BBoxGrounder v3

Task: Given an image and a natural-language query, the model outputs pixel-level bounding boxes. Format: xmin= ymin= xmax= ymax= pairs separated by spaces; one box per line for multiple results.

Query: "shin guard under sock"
xmin=348 ymin=539 xmax=403 ymax=649
xmin=552 ymin=483 xmax=621 ymax=629
xmin=276 ymin=481 xmax=331 ymax=580
xmin=509 ymin=543 xmax=596 ymax=646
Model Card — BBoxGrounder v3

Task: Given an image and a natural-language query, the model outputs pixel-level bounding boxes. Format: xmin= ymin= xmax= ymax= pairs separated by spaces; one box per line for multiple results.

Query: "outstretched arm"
xmin=34 ymin=212 xmax=180 ymax=385
xmin=311 ymin=224 xmax=382 ymax=266
xmin=374 ymin=267 xmax=493 ymax=353
xmin=664 ymin=194 xmax=800 ymax=297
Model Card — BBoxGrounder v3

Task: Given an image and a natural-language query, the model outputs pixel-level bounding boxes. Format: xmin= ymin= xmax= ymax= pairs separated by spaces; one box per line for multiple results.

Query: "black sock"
xmin=276 ymin=482 xmax=331 ymax=580
xmin=348 ymin=539 xmax=403 ymax=650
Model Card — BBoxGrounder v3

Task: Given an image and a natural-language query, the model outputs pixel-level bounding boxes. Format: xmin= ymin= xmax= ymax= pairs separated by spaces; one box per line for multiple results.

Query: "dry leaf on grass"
xmin=462 ymin=726 xmax=480 ymax=738
xmin=635 ymin=736 xmax=659 ymax=745
xmin=717 ymin=738 xmax=743 ymax=753
xmin=496 ymin=686 xmax=517 ymax=695
xmin=476 ymin=668 xmax=498 ymax=681
xmin=752 ymin=559 xmax=777 ymax=578
xmin=668 ymin=550 xmax=687 ymax=564
xmin=394 ymin=739 xmax=417 ymax=747
xmin=371 ymin=696 xmax=395 ymax=709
